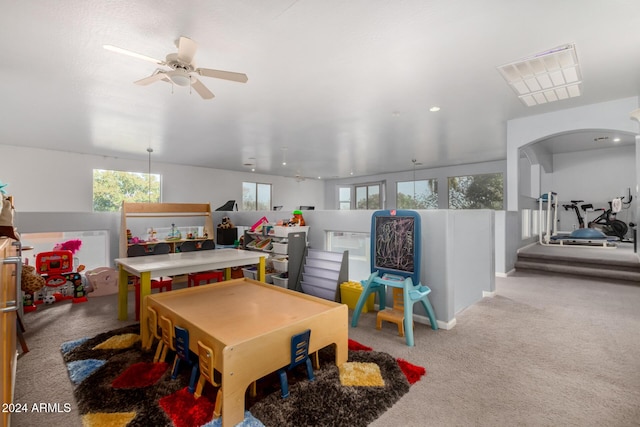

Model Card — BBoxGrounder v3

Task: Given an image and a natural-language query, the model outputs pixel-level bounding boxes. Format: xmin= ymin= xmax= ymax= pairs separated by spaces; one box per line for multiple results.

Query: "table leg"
xmin=117 ymin=266 xmax=129 ymax=321
xmin=257 ymin=256 xmax=265 ymax=282
xmin=139 ymin=271 xmax=151 ymax=348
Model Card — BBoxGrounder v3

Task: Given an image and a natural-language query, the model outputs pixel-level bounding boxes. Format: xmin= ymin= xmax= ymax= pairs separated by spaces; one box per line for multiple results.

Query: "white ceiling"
xmin=1 ymin=1 xmax=639 ymax=180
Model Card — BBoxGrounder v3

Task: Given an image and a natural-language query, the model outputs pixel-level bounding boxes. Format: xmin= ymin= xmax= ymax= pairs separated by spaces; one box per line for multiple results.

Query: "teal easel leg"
xmin=419 ymin=297 xmax=439 ymax=330
xmin=351 ymin=272 xmax=378 ymax=327
xmin=403 ymin=278 xmax=415 ymax=347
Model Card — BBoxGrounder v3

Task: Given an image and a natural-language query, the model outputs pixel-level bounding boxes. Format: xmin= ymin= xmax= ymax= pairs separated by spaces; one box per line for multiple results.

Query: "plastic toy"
xmin=35 ymin=250 xmax=88 ymax=305
xmin=85 ymin=267 xmax=118 ymax=297
xmin=166 ymin=223 xmax=182 ymax=241
xmin=289 ymin=210 xmax=305 ymax=226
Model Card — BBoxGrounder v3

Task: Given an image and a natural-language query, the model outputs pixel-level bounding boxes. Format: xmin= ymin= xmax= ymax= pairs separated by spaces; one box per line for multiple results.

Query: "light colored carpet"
xmin=12 ymin=272 xmax=640 ymax=427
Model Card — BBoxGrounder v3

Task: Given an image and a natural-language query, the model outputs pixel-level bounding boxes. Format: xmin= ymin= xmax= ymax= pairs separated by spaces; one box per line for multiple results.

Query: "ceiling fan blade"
xmin=177 ymin=36 xmax=198 ymax=64
xmin=103 ymin=44 xmax=164 ymax=65
xmin=191 ymin=78 xmax=215 ymax=99
xmin=197 ymin=68 xmax=248 ymax=83
xmin=134 ymin=72 xmax=167 ymax=86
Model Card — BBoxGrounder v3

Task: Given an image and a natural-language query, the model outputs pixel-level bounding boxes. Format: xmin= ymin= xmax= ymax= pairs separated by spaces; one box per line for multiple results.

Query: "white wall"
xmin=225 ymin=209 xmax=495 ymax=326
xmin=0 ymin=145 xmax=325 ymax=212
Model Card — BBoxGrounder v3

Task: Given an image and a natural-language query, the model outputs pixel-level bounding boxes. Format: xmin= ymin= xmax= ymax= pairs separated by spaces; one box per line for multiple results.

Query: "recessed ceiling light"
xmin=613 ymin=137 xmax=621 ymax=142
xmin=497 ymin=44 xmax=582 ymax=107
xmin=429 ymin=106 xmax=440 ymax=112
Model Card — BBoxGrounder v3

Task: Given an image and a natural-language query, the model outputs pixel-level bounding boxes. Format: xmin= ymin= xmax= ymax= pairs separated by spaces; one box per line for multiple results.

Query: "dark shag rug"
xmin=61 ymin=324 xmax=426 ymax=427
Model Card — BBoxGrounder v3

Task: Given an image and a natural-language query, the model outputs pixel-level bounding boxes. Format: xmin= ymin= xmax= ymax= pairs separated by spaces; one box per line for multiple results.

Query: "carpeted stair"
xmin=515 ymin=245 xmax=640 ymax=283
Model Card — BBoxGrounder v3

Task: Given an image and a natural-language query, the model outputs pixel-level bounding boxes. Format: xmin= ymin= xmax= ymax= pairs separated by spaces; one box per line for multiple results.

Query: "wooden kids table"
xmin=145 ymin=278 xmax=348 ymax=427
xmin=115 ymin=248 xmax=266 ymax=345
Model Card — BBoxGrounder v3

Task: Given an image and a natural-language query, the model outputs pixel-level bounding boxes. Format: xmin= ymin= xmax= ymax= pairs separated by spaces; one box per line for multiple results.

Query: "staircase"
xmin=515 ymin=244 xmax=640 ymax=283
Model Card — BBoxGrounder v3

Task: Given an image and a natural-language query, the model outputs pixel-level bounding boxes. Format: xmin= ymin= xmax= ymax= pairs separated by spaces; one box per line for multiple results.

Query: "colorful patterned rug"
xmin=61 ymin=324 xmax=426 ymax=427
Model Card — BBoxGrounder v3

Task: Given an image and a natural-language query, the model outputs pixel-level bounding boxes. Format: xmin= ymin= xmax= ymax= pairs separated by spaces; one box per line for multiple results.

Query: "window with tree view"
xmin=355 ymin=183 xmax=383 ymax=210
xmin=242 ymin=182 xmax=272 ymax=211
xmin=397 ymin=179 xmax=438 ymax=209
xmin=448 ymin=173 xmax=504 ymax=209
xmin=93 ymin=169 xmax=161 ymax=212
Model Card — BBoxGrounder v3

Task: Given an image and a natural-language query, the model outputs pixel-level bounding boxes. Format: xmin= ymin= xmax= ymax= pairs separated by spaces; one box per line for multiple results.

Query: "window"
xmin=326 ymin=231 xmax=370 ymax=281
xmin=448 ymin=173 xmax=504 ymax=210
xmin=338 ymin=186 xmax=351 ymax=210
xmin=93 ymin=169 xmax=160 ymax=212
xmin=242 ymin=182 xmax=272 ymax=211
xmin=355 ymin=182 xmax=383 ymax=210
xmin=397 ymin=179 xmax=438 ymax=209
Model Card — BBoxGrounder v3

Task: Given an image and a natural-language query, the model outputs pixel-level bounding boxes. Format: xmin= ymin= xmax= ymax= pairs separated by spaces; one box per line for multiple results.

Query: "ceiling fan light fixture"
xmin=497 ymin=44 xmax=582 ymax=107
xmin=169 ymin=73 xmax=192 ymax=87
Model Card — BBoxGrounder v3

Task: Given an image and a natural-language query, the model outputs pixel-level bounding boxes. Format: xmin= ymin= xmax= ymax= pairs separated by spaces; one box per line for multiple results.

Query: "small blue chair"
xmin=278 ymin=329 xmax=315 ymax=398
xmin=171 ymin=325 xmax=199 ymax=393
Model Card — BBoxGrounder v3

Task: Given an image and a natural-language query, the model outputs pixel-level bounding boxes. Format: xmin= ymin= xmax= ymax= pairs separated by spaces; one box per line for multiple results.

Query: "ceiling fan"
xmin=104 ymin=36 xmax=248 ymax=99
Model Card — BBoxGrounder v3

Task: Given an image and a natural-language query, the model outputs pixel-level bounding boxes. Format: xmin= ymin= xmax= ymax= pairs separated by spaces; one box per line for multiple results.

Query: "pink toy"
xmin=53 ymin=239 xmax=82 ymax=255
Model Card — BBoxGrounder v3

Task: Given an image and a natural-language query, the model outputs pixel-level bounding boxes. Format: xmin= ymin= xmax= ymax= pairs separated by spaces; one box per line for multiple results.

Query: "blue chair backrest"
xmin=289 ymin=329 xmax=311 ymax=369
xmin=174 ymin=325 xmax=191 ymax=362
xmin=370 ymin=210 xmax=421 ymax=285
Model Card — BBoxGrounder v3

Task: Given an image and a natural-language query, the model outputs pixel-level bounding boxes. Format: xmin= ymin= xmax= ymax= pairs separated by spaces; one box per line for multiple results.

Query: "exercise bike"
xmin=584 ymin=194 xmax=633 ymax=240
xmin=562 ymin=200 xmax=586 ymax=229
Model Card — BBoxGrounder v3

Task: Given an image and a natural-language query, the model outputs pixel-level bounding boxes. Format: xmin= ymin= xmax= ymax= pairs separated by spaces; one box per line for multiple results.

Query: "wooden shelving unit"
xmin=119 ymin=202 xmax=214 ymax=258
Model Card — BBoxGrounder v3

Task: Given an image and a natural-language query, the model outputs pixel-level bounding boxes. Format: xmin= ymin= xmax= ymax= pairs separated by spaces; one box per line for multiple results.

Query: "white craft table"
xmin=115 ymin=248 xmax=266 ymax=345
xmin=145 ymin=278 xmax=348 ymax=427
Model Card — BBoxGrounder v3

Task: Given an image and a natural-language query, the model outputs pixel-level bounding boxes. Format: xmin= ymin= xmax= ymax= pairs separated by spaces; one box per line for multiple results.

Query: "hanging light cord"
xmin=147 ymin=147 xmax=153 ymax=203
xmin=412 ymin=159 xmax=417 ymax=204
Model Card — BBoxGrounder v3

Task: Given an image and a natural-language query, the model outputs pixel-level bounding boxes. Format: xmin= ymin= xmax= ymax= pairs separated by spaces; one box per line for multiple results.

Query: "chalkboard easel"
xmin=371 ymin=209 xmax=421 ymax=285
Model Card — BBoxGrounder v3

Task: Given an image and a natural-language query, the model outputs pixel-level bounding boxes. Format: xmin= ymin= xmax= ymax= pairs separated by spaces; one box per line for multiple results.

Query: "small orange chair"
xmin=376 ymin=288 xmax=410 ymax=337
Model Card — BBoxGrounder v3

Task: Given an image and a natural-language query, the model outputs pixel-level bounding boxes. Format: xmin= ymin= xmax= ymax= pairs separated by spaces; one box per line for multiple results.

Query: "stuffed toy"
xmin=53 ymin=239 xmax=82 ymax=255
xmin=218 ymin=216 xmax=234 ymax=229
xmin=21 ymin=264 xmax=46 ymax=294
xmin=0 ymin=193 xmax=20 ymax=240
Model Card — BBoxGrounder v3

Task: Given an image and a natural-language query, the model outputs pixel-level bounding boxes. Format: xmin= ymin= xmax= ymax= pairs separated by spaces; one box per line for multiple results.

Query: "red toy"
xmin=35 ymin=250 xmax=87 ymax=304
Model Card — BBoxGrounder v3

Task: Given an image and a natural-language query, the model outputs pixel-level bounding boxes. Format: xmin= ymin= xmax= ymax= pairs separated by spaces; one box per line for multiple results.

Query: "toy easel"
xmin=351 ymin=210 xmax=437 ymax=346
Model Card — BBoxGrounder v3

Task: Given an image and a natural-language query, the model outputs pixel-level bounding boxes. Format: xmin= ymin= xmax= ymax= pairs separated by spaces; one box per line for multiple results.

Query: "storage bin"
xmin=271 ymin=257 xmax=288 ymax=272
xmin=340 ymin=281 xmax=375 ymax=312
xmin=272 ymin=273 xmax=289 ymax=288
xmin=242 ymin=267 xmax=257 ymax=280
xmin=242 ymin=267 xmax=277 ymax=284
xmin=271 ymin=242 xmax=288 ymax=255
xmin=217 ymin=227 xmax=237 ymax=246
